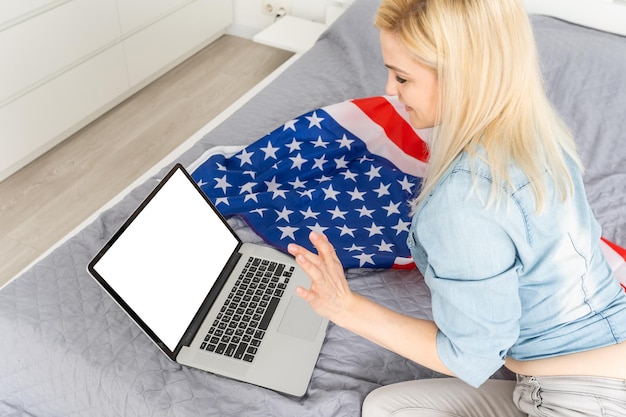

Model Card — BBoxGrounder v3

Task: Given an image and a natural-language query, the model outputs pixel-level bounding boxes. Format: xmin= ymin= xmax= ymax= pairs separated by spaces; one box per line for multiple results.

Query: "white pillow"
xmin=523 ymin=0 xmax=626 ymax=36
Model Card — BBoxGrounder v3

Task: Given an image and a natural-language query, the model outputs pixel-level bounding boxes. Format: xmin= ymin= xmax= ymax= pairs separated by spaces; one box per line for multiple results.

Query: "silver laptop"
xmin=87 ymin=163 xmax=328 ymax=396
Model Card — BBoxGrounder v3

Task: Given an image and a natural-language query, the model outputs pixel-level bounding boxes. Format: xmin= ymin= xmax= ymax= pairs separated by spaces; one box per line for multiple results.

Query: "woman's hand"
xmin=287 ymin=231 xmax=355 ymax=325
xmin=288 ymin=232 xmax=452 ymax=376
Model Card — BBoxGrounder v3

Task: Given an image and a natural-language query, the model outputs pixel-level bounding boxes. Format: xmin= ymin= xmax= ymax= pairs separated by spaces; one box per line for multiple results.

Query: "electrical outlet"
xmin=262 ymin=0 xmax=291 ymax=17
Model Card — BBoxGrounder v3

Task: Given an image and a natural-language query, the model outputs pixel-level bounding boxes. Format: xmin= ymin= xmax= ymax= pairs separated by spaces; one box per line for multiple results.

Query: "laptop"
xmin=87 ymin=163 xmax=329 ymax=396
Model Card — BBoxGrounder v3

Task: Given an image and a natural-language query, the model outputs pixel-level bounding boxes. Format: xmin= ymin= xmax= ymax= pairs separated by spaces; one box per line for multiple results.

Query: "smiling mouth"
xmin=398 ymin=98 xmax=412 ymax=113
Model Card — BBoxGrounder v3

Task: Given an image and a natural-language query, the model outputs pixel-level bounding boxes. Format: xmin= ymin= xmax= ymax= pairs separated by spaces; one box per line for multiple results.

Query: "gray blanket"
xmin=1 ymin=0 xmax=625 ymax=415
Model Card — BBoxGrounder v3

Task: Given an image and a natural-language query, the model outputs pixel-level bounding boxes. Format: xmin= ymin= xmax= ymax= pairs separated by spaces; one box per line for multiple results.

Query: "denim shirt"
xmin=407 ymin=151 xmax=626 ymax=388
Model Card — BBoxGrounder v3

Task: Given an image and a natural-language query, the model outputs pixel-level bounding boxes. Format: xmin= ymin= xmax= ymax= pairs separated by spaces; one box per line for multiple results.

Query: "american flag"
xmin=191 ymin=96 xmax=428 ymax=269
xmin=190 ymin=95 xmax=626 ymax=290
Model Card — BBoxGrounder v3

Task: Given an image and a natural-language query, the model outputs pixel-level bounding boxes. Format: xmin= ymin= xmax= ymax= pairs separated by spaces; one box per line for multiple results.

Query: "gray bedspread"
xmin=1 ymin=0 xmax=625 ymax=415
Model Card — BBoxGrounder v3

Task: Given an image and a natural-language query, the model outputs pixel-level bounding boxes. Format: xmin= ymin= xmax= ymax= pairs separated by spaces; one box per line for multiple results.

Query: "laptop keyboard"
xmin=199 ymin=256 xmax=293 ymax=362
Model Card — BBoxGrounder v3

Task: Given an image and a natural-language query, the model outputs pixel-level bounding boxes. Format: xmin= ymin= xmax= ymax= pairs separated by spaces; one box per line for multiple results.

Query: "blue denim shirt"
xmin=407 ymin=150 xmax=626 ymax=388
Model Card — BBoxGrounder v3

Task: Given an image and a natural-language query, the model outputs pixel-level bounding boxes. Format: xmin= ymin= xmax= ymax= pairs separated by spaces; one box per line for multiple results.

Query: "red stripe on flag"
xmin=601 ymin=238 xmax=626 ymax=292
xmin=602 ymin=237 xmax=626 ymax=260
xmin=352 ymin=96 xmax=430 ymax=163
xmin=392 ymin=259 xmax=417 ymax=270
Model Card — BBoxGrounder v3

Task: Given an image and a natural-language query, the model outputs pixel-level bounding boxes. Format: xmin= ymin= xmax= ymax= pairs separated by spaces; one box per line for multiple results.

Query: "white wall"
xmin=229 ymin=0 xmax=352 ymax=38
xmin=230 ymin=0 xmax=626 ymax=39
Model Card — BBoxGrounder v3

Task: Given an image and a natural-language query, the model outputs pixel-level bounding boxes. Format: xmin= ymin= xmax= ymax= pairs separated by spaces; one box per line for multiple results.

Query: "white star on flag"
xmin=365 ymin=222 xmax=385 ymax=237
xmin=308 ymin=222 xmax=329 ymax=235
xmin=251 ymin=208 xmax=267 ymax=217
xmin=300 ymin=207 xmax=320 ymax=219
xmin=365 ymin=165 xmax=382 ymax=180
xmin=286 ymin=138 xmax=302 ymax=152
xmin=374 ymin=182 xmax=391 ymax=197
xmin=354 ymin=252 xmax=375 ymax=267
xmin=236 ymin=149 xmax=254 ymax=166
xmin=375 ymin=239 xmax=395 ymax=252
xmin=260 ymin=141 xmax=279 ymax=160
xmin=322 ymin=184 xmax=340 ymax=201
xmin=264 ymin=177 xmax=287 ymax=199
xmin=288 ymin=177 xmax=307 ymax=189
xmin=240 ymin=182 xmax=256 ymax=194
xmin=278 ymin=226 xmax=298 ymax=240
xmin=337 ymin=224 xmax=357 ymax=237
xmin=290 ymin=153 xmax=307 ymax=170
xmin=275 ymin=207 xmax=294 ymax=222
xmin=347 ymin=187 xmax=366 ymax=201
xmin=336 ymin=134 xmax=354 ymax=149
xmin=383 ymin=201 xmax=402 ymax=216
xmin=328 ymin=206 xmax=348 ymax=220
xmin=356 ymin=205 xmax=375 ymax=218
xmin=215 ymin=175 xmax=231 ymax=193
xmin=306 ymin=112 xmax=324 ymax=128
xmin=283 ymin=119 xmax=298 ymax=131
xmin=312 ymin=155 xmax=328 ymax=171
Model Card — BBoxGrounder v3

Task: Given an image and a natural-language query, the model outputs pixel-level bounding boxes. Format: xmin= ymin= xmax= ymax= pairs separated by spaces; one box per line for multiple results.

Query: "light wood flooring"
xmin=0 ymin=35 xmax=293 ymax=288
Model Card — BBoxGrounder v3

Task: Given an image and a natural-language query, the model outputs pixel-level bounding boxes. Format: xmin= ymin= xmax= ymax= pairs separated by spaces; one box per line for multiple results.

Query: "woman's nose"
xmin=385 ymin=73 xmax=397 ymax=97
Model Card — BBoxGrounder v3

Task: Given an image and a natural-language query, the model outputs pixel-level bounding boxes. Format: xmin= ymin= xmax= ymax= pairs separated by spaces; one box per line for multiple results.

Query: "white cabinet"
xmin=116 ymin=0 xmax=191 ymax=34
xmin=0 ymin=0 xmax=121 ymax=103
xmin=123 ymin=0 xmax=231 ymax=87
xmin=0 ymin=0 xmax=58 ymax=26
xmin=0 ymin=0 xmax=233 ymax=182
xmin=1 ymin=45 xmax=129 ymax=170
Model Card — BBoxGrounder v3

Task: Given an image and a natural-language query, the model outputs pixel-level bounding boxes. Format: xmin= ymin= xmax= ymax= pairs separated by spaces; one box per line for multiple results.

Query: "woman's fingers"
xmin=303 ymin=232 xmax=344 ymax=281
xmin=288 ymin=242 xmax=323 ymax=277
xmin=309 ymin=231 xmax=341 ymax=264
xmin=288 ymin=233 xmax=340 ymax=287
xmin=287 ymin=232 xmax=354 ymax=322
xmin=295 ymin=285 xmax=315 ymax=302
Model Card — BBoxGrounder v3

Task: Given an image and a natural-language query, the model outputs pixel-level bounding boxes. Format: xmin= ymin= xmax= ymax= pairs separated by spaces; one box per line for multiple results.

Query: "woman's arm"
xmin=287 ymin=231 xmax=454 ymax=377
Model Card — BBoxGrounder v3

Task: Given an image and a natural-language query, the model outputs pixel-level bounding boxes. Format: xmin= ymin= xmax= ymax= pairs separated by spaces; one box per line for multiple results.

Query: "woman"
xmin=287 ymin=0 xmax=626 ymax=415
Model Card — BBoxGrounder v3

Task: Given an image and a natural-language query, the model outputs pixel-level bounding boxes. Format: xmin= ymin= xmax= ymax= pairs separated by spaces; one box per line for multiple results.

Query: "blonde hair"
xmin=375 ymin=0 xmax=581 ymax=211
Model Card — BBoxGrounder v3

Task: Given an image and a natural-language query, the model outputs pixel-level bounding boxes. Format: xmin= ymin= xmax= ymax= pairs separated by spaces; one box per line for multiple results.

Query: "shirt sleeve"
xmin=415 ymin=172 xmax=524 ymax=388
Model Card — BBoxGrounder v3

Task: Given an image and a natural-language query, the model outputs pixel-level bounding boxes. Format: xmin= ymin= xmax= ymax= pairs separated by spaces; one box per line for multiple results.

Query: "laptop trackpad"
xmin=277 ymin=297 xmax=323 ymax=341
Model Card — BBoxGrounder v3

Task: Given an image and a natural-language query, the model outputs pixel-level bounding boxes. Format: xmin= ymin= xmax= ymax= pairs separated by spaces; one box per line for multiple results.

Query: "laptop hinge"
xmin=176 ymin=249 xmax=243 ymax=352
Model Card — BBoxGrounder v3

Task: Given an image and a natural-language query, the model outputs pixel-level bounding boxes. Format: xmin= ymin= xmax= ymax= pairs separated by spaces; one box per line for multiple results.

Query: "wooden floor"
xmin=0 ymin=35 xmax=293 ymax=288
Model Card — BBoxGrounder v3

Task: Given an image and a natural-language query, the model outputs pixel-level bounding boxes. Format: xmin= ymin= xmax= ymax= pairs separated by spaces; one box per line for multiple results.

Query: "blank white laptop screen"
xmin=91 ymin=168 xmax=239 ymax=351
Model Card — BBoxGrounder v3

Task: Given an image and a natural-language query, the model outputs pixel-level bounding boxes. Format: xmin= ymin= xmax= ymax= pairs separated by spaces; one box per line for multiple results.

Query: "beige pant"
xmin=362 ymin=376 xmax=626 ymax=417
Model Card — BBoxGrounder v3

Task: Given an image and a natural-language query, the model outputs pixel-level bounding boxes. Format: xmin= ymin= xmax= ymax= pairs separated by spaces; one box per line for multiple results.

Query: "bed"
xmin=1 ymin=0 xmax=625 ymax=415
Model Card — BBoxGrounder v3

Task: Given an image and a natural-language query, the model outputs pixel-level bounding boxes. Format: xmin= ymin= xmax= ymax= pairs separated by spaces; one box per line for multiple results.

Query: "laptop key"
xmin=225 ymin=343 xmax=237 ymax=357
xmin=235 ymin=343 xmax=248 ymax=359
xmin=258 ymin=297 xmax=280 ymax=330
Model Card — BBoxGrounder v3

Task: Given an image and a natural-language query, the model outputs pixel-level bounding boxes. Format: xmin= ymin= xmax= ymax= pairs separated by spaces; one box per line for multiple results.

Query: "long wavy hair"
xmin=375 ymin=0 xmax=581 ymax=212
